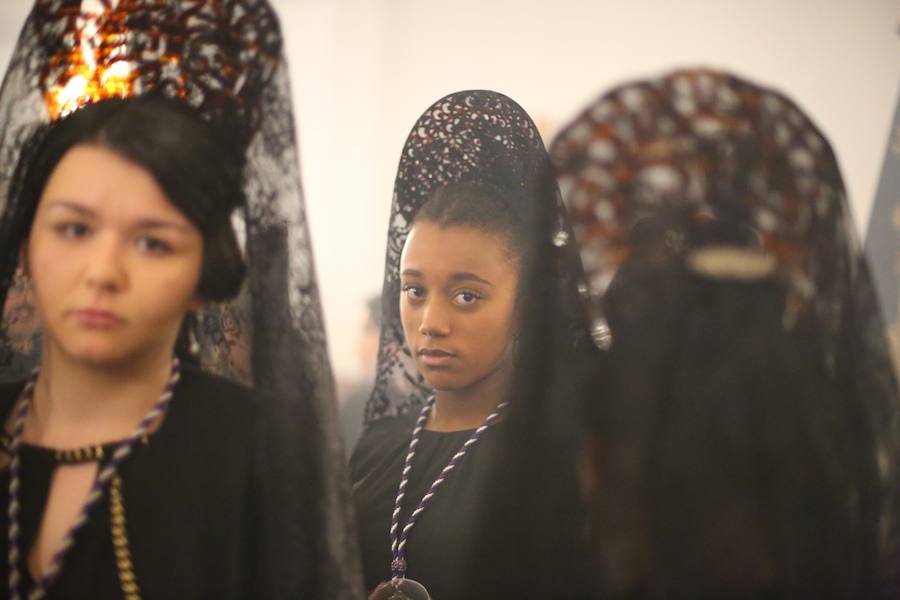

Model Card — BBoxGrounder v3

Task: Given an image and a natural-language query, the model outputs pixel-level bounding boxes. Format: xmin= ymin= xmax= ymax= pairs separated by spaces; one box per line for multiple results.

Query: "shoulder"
xmin=151 ymin=366 xmax=263 ymax=475
xmin=355 ymin=414 xmax=418 ymax=453
xmin=173 ymin=365 xmax=258 ymax=429
xmin=0 ymin=379 xmax=25 ymax=401
xmin=349 ymin=413 xmax=416 ymax=479
xmin=177 ymin=364 xmax=255 ymax=399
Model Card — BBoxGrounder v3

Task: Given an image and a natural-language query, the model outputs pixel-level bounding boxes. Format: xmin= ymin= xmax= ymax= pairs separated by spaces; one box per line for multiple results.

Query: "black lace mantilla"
xmin=0 ymin=2 xmax=361 ymax=598
xmin=550 ymin=68 xmax=900 ymax=593
xmin=366 ymin=89 xmax=576 ymax=424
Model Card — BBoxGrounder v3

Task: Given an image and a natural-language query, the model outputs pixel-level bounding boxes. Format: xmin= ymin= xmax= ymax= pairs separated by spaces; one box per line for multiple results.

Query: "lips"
xmin=417 ymin=348 xmax=456 ymax=368
xmin=71 ymin=308 xmax=124 ymax=328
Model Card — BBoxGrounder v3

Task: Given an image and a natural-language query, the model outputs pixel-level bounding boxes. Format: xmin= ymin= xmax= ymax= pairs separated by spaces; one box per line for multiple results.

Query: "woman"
xmin=0 ymin=2 xmax=359 ymax=598
xmin=548 ymin=69 xmax=900 ymax=597
xmin=350 ymin=90 xmax=579 ymax=599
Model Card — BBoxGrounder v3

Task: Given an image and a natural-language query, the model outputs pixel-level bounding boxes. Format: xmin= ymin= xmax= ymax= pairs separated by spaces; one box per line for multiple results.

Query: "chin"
xmin=54 ymin=335 xmax=150 ymax=368
xmin=67 ymin=346 xmax=136 ymax=367
xmin=423 ymin=372 xmax=474 ymax=393
xmin=422 ymin=374 xmax=454 ymax=391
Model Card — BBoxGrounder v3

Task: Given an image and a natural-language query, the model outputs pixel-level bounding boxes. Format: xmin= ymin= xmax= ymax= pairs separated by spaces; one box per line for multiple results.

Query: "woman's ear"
xmin=188 ymin=296 xmax=206 ymax=313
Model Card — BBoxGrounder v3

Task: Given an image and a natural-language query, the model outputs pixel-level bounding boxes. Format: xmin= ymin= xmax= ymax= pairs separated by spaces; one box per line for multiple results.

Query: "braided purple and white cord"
xmin=7 ymin=357 xmax=181 ymax=600
xmin=389 ymin=396 xmax=508 ymax=580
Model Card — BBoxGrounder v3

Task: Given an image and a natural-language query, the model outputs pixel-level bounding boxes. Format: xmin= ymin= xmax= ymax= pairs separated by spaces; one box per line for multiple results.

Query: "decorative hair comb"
xmin=34 ymin=0 xmax=280 ymax=140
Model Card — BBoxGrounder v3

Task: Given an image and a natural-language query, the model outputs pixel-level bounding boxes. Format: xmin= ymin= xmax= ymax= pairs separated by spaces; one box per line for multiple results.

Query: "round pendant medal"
xmin=369 ymin=578 xmax=431 ymax=600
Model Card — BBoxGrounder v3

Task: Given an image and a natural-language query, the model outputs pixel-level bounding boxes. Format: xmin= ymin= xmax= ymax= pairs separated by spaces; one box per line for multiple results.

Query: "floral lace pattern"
xmin=0 ymin=2 xmax=360 ymax=597
xmin=366 ymin=89 xmax=565 ymax=424
xmin=550 ymin=68 xmax=900 ymax=589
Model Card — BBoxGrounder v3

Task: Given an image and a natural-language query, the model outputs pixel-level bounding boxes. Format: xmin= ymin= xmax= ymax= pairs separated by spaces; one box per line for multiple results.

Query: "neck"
xmin=428 ymin=363 xmax=511 ymax=432
xmin=25 ymin=338 xmax=175 ymax=448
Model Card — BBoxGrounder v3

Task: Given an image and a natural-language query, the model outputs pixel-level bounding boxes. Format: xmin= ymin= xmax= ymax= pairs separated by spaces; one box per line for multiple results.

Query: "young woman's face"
xmin=25 ymin=144 xmax=203 ymax=367
xmin=399 ymin=221 xmax=519 ymax=393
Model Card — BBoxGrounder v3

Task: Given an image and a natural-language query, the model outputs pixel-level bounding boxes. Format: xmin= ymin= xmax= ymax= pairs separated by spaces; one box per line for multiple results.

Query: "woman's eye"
xmin=453 ymin=291 xmax=480 ymax=306
xmin=403 ymin=286 xmax=426 ymax=301
xmin=137 ymin=237 xmax=173 ymax=255
xmin=55 ymin=223 xmax=89 ymax=238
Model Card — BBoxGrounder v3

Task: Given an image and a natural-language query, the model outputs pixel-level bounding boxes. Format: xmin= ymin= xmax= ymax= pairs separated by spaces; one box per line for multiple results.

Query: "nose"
xmin=84 ymin=233 xmax=127 ymax=293
xmin=419 ymin=297 xmax=450 ymax=338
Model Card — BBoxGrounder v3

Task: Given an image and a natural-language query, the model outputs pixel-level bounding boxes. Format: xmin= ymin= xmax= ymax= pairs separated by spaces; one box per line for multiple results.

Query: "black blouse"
xmin=0 ymin=366 xmax=261 ymax=600
xmin=350 ymin=414 xmax=507 ymax=599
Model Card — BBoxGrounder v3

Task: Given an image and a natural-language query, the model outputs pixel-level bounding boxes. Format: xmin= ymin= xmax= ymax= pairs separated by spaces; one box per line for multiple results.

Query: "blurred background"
xmin=1 ymin=0 xmax=898 ymax=432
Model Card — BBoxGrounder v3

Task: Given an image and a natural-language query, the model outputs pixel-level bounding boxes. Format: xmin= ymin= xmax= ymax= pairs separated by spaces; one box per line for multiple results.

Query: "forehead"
xmin=39 ymin=144 xmax=186 ymax=222
xmin=400 ymin=222 xmax=518 ymax=277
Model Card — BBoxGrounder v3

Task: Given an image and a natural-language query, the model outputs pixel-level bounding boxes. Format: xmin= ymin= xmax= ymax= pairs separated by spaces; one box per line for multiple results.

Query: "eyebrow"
xmin=47 ymin=201 xmax=95 ymax=216
xmin=47 ymin=201 xmax=192 ymax=232
xmin=132 ymin=219 xmax=193 ymax=232
xmin=450 ymin=272 xmax=493 ymax=286
xmin=400 ymin=268 xmax=493 ymax=286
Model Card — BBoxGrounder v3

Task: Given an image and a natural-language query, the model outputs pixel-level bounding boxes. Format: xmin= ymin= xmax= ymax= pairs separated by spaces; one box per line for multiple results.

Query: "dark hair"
xmin=413 ymin=181 xmax=529 ymax=262
xmin=583 ymin=254 xmax=882 ymax=597
xmin=3 ymin=95 xmax=246 ymax=302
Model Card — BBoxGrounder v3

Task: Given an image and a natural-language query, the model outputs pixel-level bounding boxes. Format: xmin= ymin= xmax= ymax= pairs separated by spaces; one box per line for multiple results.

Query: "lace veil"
xmin=0 ymin=2 xmax=361 ymax=597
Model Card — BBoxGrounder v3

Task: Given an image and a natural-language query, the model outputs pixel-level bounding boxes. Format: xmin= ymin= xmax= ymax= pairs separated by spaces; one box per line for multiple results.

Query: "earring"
xmin=188 ymin=315 xmax=201 ymax=356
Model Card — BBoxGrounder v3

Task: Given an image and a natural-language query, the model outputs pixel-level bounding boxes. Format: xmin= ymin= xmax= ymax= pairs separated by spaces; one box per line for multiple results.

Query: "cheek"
xmin=492 ymin=289 xmax=519 ymax=330
xmin=467 ymin=300 xmax=517 ymax=355
xmin=399 ymin=299 xmax=418 ymax=339
xmin=27 ymin=235 xmax=75 ymax=299
xmin=130 ymin=256 xmax=203 ymax=320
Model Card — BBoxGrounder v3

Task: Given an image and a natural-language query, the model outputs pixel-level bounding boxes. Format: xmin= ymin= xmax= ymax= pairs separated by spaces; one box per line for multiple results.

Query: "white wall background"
xmin=1 ymin=0 xmax=898 ymax=390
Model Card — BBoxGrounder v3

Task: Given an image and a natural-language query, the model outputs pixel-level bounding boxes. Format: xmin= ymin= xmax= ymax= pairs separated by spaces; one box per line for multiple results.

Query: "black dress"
xmin=350 ymin=414 xmax=507 ymax=599
xmin=0 ymin=366 xmax=261 ymax=600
